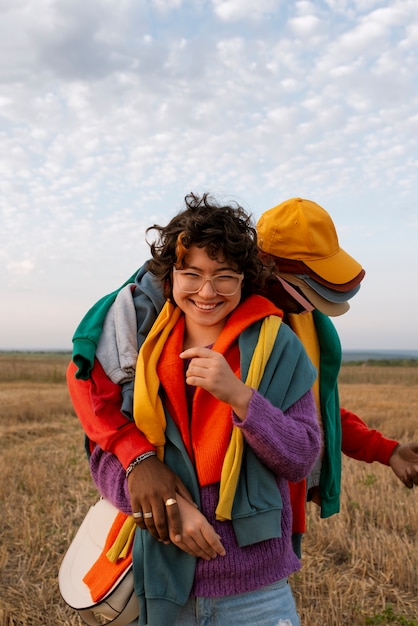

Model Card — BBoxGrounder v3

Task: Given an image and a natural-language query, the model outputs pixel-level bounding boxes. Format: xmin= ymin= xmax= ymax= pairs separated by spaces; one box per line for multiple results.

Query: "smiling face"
xmin=172 ymin=245 xmax=243 ymax=347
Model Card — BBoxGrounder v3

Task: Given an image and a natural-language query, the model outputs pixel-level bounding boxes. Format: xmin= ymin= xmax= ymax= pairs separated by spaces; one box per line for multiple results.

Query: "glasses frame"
xmin=173 ymin=268 xmax=244 ymax=296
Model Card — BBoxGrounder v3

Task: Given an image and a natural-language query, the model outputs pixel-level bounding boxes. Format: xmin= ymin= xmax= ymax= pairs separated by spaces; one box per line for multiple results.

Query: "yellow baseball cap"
xmin=257 ymin=197 xmax=363 ymax=284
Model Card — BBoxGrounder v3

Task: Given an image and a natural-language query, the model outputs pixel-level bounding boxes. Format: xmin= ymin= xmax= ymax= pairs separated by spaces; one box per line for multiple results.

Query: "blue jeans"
xmin=173 ymin=578 xmax=300 ymax=626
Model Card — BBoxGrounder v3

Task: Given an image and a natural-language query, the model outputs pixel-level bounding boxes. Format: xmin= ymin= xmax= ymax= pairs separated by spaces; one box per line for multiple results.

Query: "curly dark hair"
xmin=146 ymin=192 xmax=264 ymax=301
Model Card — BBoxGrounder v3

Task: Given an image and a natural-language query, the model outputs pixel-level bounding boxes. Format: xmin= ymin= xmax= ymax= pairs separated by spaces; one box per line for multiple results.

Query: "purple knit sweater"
xmin=90 ymin=388 xmax=320 ymax=596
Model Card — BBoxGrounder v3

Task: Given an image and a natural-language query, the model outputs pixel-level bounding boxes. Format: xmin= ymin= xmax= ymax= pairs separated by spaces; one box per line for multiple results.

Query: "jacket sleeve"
xmin=66 ymin=359 xmax=155 ymax=468
xmin=340 ymin=407 xmax=398 ymax=465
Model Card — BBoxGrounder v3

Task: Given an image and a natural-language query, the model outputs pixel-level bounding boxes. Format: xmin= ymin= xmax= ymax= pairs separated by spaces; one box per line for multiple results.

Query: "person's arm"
xmin=67 ymin=358 xmax=152 ymax=467
xmin=341 ymin=407 xmax=398 ymax=464
xmin=67 ymin=358 xmax=195 ymax=542
xmin=235 ymin=388 xmax=321 ymax=482
xmin=89 ymin=444 xmax=132 ymax=513
xmin=341 ymin=407 xmax=418 ymax=488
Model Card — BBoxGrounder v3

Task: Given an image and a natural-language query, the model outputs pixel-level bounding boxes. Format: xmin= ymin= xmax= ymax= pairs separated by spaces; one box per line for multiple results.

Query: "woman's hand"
xmin=180 ymin=346 xmax=253 ymax=420
xmin=170 ymin=495 xmax=226 ymax=560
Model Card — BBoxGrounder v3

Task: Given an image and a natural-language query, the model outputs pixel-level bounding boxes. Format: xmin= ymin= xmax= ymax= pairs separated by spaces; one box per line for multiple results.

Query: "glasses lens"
xmin=176 ymin=272 xmax=202 ymax=293
xmin=212 ymin=275 xmax=240 ymax=295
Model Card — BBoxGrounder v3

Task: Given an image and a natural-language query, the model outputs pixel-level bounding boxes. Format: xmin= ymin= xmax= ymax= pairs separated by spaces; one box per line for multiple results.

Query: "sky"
xmin=1 ymin=0 xmax=418 ymax=352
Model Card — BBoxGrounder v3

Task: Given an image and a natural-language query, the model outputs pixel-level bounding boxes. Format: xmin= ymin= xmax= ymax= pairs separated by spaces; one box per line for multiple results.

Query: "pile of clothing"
xmin=257 ymin=197 xmax=365 ymax=316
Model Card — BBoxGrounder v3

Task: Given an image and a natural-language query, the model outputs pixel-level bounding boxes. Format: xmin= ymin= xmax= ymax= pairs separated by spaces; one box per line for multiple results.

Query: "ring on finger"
xmin=143 ymin=511 xmax=153 ymax=519
xmin=165 ymin=498 xmax=177 ymax=507
xmin=132 ymin=511 xmax=142 ymax=519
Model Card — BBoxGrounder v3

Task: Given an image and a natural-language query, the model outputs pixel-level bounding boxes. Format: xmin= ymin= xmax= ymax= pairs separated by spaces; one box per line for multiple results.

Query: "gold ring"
xmin=143 ymin=512 xmax=153 ymax=519
xmin=165 ymin=498 xmax=177 ymax=507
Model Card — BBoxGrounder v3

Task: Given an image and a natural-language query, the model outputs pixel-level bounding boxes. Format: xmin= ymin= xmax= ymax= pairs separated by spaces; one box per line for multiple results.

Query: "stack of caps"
xmin=257 ymin=197 xmax=365 ymax=316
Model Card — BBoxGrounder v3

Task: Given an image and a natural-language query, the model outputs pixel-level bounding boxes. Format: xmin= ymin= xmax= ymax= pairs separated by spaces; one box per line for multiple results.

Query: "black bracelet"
xmin=126 ymin=451 xmax=157 ymax=478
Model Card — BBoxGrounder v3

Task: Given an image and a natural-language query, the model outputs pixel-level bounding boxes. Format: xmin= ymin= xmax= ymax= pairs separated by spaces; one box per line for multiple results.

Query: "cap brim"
xmin=282 ymin=274 xmax=350 ymax=317
xmin=303 ymin=247 xmax=363 ymax=285
xmin=262 ymin=255 xmax=366 ymax=291
xmin=297 ymin=275 xmax=361 ymax=302
xmin=304 ymin=268 xmax=365 ymax=292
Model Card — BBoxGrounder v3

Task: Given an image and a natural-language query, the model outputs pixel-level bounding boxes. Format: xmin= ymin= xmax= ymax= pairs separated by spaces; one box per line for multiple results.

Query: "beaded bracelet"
xmin=126 ymin=451 xmax=157 ymax=478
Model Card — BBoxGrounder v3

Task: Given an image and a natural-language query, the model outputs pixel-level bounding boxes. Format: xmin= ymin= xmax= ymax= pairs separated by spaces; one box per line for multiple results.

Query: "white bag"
xmin=59 ymin=498 xmax=139 ymax=626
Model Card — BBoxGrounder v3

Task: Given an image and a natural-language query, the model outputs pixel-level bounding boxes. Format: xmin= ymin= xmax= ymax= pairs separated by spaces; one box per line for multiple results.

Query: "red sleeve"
xmin=340 ymin=407 xmax=398 ymax=465
xmin=66 ymin=359 xmax=154 ymax=468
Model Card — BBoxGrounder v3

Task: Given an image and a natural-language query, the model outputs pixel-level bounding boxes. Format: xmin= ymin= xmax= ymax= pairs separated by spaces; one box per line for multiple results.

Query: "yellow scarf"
xmin=215 ymin=314 xmax=281 ymax=520
xmin=287 ymin=312 xmax=321 ymax=416
xmin=133 ymin=301 xmax=181 ymax=460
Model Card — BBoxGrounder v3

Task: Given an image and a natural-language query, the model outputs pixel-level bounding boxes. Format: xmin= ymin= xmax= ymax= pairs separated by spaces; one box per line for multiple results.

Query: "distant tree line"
xmin=344 ymin=359 xmax=418 ymax=367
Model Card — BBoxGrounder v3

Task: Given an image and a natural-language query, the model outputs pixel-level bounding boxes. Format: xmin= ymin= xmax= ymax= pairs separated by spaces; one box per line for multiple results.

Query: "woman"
xmin=71 ymin=193 xmax=321 ymax=626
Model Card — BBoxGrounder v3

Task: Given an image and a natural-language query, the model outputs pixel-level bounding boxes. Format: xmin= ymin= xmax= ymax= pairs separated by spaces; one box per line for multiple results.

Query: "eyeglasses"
xmin=173 ymin=268 xmax=244 ymax=296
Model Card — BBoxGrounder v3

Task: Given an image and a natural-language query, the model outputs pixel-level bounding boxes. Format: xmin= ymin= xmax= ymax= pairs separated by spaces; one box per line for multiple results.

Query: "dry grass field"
xmin=0 ymin=353 xmax=417 ymax=626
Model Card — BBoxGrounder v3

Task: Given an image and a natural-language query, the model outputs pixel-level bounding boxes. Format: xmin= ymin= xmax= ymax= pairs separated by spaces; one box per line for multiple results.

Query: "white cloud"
xmin=6 ymin=259 xmax=35 ymax=276
xmin=0 ymin=0 xmax=417 ymax=349
xmin=153 ymin=0 xmax=184 ymax=11
xmin=288 ymin=14 xmax=324 ymax=38
xmin=212 ymin=0 xmax=278 ymax=22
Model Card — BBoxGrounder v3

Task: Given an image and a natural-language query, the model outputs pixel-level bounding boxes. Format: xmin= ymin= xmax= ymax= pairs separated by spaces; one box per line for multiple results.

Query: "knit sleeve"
xmin=89 ymin=445 xmax=132 ymax=514
xmin=234 ymin=388 xmax=321 ymax=482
